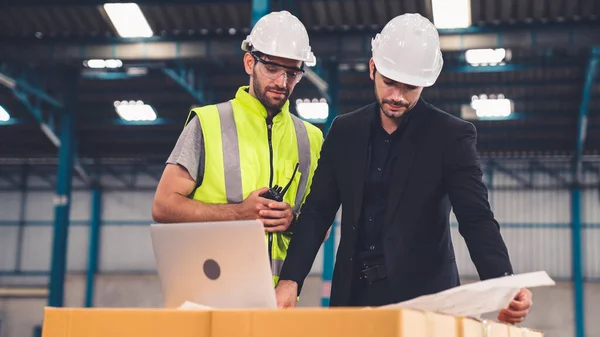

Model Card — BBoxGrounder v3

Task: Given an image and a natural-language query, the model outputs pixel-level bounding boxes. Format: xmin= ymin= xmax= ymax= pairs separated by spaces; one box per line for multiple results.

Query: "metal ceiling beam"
xmin=0 ymin=0 xmax=244 ymax=4
xmin=573 ymin=47 xmax=600 ymax=180
xmin=304 ymin=67 xmax=329 ymax=100
xmin=162 ymin=67 xmax=213 ymax=105
xmin=0 ymin=66 xmax=63 ymax=109
xmin=60 ymin=79 xmax=590 ymax=98
xmin=0 ymin=68 xmax=90 ymax=185
xmin=5 ymin=109 xmax=597 ymax=128
xmin=2 ymin=23 xmax=598 ymax=63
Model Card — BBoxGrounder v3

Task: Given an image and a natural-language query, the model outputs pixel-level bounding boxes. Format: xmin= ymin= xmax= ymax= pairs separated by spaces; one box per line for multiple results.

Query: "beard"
xmin=252 ymin=72 xmax=290 ymax=115
xmin=375 ymin=85 xmax=412 ymax=119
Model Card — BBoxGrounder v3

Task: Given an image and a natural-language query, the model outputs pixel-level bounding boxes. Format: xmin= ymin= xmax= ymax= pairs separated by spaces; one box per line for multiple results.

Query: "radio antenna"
xmin=280 ymin=162 xmax=299 ymax=197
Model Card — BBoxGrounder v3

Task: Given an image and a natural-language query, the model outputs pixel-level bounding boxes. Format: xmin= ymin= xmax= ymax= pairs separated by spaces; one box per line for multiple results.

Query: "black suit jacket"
xmin=279 ymin=98 xmax=514 ymax=307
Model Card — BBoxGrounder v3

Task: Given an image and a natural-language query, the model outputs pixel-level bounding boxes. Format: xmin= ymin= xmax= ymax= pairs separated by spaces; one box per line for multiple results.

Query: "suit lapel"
xmin=384 ymin=100 xmax=430 ymax=225
xmin=350 ymin=104 xmax=376 ymax=225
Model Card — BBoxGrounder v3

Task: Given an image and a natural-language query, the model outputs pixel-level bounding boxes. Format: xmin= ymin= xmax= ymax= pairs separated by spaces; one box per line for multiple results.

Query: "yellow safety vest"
xmin=185 ymin=86 xmax=323 ymax=285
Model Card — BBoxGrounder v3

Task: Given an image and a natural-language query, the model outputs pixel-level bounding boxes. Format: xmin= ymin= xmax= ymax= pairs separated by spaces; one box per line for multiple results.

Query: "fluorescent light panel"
xmin=465 ymin=49 xmax=507 ymax=66
xmin=0 ymin=105 xmax=10 ymax=122
xmin=432 ymin=0 xmax=472 ymax=29
xmin=114 ymin=100 xmax=157 ymax=121
xmin=470 ymin=94 xmax=513 ymax=118
xmin=83 ymin=59 xmax=123 ymax=69
xmin=103 ymin=3 xmax=153 ymax=38
xmin=296 ymin=98 xmax=329 ymax=121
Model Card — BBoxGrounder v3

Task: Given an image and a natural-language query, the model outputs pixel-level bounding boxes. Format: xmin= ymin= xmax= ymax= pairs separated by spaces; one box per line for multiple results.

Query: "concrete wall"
xmin=0 ymin=165 xmax=600 ymax=337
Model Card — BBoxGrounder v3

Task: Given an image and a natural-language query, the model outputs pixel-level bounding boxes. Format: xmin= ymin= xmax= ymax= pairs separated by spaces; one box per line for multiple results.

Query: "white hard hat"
xmin=241 ymin=11 xmax=316 ymax=67
xmin=371 ymin=13 xmax=443 ymax=87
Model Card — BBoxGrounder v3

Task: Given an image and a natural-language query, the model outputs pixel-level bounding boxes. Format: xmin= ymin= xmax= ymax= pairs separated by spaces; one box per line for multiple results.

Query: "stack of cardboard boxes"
xmin=41 ymin=306 xmax=542 ymax=337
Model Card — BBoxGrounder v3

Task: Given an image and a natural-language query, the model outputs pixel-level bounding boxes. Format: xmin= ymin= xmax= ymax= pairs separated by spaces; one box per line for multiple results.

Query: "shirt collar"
xmin=234 ymin=86 xmax=291 ymax=122
xmin=372 ymin=98 xmax=420 ymax=136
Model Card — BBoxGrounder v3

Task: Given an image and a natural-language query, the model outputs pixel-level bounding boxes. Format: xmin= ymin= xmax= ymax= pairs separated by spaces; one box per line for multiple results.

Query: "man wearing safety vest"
xmin=152 ymin=11 xmax=324 ymax=285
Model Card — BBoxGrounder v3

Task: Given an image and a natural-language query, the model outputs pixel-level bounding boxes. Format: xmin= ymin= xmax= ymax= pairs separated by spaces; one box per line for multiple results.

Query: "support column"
xmin=571 ymin=183 xmax=584 ymax=337
xmin=570 ymin=47 xmax=598 ymax=337
xmin=15 ymin=164 xmax=29 ymax=273
xmin=321 ymin=61 xmax=339 ymax=307
xmin=48 ymin=71 xmax=78 ymax=307
xmin=85 ymin=185 xmax=102 ymax=307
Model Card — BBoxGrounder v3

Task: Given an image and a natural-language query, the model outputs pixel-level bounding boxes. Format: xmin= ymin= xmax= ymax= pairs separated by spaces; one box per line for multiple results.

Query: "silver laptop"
xmin=150 ymin=220 xmax=278 ymax=309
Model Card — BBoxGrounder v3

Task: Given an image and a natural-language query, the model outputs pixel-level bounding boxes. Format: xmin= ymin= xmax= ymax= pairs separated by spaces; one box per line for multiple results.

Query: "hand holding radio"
xmin=236 ymin=187 xmax=272 ymax=220
xmin=258 ymin=162 xmax=299 ymax=232
xmin=260 ymin=201 xmax=293 ymax=232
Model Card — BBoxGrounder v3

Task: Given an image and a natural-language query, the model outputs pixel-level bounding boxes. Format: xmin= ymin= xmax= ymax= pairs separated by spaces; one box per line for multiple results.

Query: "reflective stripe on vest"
xmin=216 ymin=102 xmax=312 ymax=213
xmin=271 ymin=258 xmax=285 ymax=276
xmin=289 ymin=114 xmax=311 ymax=213
xmin=216 ymin=101 xmax=243 ymax=203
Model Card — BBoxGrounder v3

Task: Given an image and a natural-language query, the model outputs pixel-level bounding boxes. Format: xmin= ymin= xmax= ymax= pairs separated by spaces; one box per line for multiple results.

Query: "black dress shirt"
xmin=355 ymin=105 xmax=411 ymax=268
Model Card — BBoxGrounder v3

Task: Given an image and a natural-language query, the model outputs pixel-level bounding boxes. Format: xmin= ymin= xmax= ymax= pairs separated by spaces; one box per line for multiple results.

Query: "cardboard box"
xmin=458 ymin=317 xmax=544 ymax=337
xmin=42 ymin=308 xmax=211 ymax=337
xmin=41 ymin=307 xmax=542 ymax=337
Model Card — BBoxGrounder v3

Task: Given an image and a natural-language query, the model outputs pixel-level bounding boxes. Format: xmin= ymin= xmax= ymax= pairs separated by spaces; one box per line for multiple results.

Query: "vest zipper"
xmin=267 ymin=121 xmax=274 ymax=188
xmin=267 ymin=119 xmax=274 ymax=266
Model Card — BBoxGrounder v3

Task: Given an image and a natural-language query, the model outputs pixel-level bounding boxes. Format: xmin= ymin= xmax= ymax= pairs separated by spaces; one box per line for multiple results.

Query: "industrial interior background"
xmin=0 ymin=0 xmax=599 ymax=337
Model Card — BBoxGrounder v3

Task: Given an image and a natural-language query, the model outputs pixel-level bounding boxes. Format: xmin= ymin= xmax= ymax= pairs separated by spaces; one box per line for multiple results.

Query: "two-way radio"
xmin=260 ymin=162 xmax=300 ymax=202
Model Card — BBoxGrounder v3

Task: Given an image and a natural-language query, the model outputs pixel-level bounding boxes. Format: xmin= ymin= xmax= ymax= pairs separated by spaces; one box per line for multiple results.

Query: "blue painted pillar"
xmin=251 ymin=0 xmax=270 ymax=27
xmin=570 ymin=47 xmax=598 ymax=337
xmin=48 ymin=73 xmax=78 ymax=307
xmin=15 ymin=164 xmax=29 ymax=273
xmin=321 ymin=61 xmax=339 ymax=307
xmin=570 ymin=184 xmax=584 ymax=337
xmin=85 ymin=186 xmax=102 ymax=307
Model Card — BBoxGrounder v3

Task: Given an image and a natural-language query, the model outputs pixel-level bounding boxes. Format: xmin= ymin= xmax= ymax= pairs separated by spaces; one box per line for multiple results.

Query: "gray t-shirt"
xmin=166 ymin=115 xmax=204 ymax=183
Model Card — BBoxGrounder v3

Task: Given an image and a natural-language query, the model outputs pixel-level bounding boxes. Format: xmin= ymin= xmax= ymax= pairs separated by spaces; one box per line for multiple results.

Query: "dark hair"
xmin=251 ymin=49 xmax=266 ymax=59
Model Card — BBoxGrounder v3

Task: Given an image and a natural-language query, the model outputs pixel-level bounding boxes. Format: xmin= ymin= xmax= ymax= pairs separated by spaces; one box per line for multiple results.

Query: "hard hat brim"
xmin=241 ymin=39 xmax=316 ymax=67
xmin=373 ymin=55 xmax=441 ymax=88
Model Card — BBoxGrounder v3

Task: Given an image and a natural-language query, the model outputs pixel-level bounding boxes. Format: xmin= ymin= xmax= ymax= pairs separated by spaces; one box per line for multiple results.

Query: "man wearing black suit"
xmin=275 ymin=13 xmax=533 ymax=324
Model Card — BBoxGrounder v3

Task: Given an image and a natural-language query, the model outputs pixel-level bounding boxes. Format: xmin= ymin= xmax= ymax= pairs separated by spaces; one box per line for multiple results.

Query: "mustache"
xmin=382 ymin=99 xmax=409 ymax=109
xmin=266 ymin=86 xmax=289 ymax=95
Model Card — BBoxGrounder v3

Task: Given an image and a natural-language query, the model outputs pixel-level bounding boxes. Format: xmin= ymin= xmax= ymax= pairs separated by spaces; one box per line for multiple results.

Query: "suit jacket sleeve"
xmin=278 ymin=117 xmax=342 ymax=293
xmin=443 ymin=122 xmax=514 ymax=280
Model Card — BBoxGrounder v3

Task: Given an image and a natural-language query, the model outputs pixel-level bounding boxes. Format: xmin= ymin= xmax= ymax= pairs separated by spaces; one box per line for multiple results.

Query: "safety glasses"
xmin=251 ymin=53 xmax=305 ymax=85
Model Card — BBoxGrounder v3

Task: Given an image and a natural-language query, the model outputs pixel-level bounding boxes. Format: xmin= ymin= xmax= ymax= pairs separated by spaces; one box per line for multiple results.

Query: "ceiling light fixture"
xmin=432 ymin=0 xmax=472 ymax=29
xmin=296 ymin=98 xmax=329 ymax=121
xmin=103 ymin=3 xmax=153 ymax=38
xmin=0 ymin=105 xmax=11 ymax=122
xmin=114 ymin=100 xmax=157 ymax=121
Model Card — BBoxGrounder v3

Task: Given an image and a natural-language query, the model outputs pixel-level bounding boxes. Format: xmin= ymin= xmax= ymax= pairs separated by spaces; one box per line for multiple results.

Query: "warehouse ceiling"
xmin=0 ymin=0 xmax=599 ymax=166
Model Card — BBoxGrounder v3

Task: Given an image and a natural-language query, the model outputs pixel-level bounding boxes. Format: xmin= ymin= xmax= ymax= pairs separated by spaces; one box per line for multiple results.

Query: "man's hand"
xmin=275 ymin=280 xmax=298 ymax=308
xmin=497 ymin=288 xmax=533 ymax=324
xmin=236 ymin=187 xmax=272 ymax=220
xmin=259 ymin=201 xmax=294 ymax=232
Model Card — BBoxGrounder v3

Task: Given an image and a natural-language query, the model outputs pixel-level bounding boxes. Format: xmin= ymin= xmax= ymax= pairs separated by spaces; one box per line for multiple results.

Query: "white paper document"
xmin=178 ymin=301 xmax=213 ymax=310
xmin=378 ymin=271 xmax=555 ymax=317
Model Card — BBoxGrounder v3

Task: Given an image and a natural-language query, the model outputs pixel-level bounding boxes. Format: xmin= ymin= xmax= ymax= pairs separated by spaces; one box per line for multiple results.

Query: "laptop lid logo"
xmin=203 ymin=259 xmax=221 ymax=280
